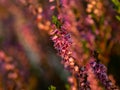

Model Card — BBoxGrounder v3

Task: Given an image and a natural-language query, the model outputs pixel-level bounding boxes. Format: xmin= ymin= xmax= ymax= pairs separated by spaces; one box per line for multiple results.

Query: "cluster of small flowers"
xmin=90 ymin=61 xmax=119 ymax=90
xmin=86 ymin=0 xmax=104 ymax=17
xmin=18 ymin=0 xmax=51 ymax=33
xmin=90 ymin=51 xmax=119 ymax=90
xmin=50 ymin=16 xmax=91 ymax=89
xmin=50 ymin=23 xmax=73 ymax=70
xmin=67 ymin=66 xmax=91 ymax=90
xmin=87 ymin=65 xmax=103 ymax=90
xmin=78 ymin=66 xmax=91 ymax=90
xmin=0 ymin=51 xmax=27 ymax=90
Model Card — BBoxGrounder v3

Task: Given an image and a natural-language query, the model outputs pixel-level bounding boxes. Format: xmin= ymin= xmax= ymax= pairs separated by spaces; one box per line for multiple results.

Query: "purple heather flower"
xmin=90 ymin=61 xmax=119 ymax=90
xmin=50 ymin=17 xmax=91 ymax=89
xmin=79 ymin=66 xmax=91 ymax=90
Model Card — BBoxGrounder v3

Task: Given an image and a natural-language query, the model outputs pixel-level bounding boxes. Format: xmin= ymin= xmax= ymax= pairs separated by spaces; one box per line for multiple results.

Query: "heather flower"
xmin=50 ymin=16 xmax=91 ymax=89
xmin=90 ymin=61 xmax=119 ymax=90
xmin=79 ymin=66 xmax=91 ymax=90
xmin=87 ymin=65 xmax=103 ymax=90
xmin=90 ymin=51 xmax=119 ymax=90
xmin=86 ymin=0 xmax=104 ymax=17
xmin=0 ymin=51 xmax=28 ymax=90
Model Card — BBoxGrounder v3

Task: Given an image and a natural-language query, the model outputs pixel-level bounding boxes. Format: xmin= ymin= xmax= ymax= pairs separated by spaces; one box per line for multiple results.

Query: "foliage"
xmin=48 ymin=85 xmax=56 ymax=90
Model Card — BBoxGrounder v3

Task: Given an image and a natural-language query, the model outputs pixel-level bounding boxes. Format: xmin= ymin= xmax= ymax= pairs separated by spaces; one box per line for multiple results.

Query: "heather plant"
xmin=49 ymin=0 xmax=119 ymax=89
xmin=0 ymin=0 xmax=120 ymax=90
xmin=0 ymin=51 xmax=29 ymax=90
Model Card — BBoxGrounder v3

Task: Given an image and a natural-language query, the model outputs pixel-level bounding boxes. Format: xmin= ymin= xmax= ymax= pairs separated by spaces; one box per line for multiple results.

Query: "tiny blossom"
xmin=68 ymin=76 xmax=77 ymax=90
xmin=49 ymin=0 xmax=54 ymax=2
xmin=50 ymin=5 xmax=56 ymax=10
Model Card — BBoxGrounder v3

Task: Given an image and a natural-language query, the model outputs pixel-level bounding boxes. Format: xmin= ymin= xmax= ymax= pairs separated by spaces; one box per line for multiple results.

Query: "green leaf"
xmin=112 ymin=0 xmax=120 ymax=12
xmin=116 ymin=15 xmax=120 ymax=21
xmin=65 ymin=84 xmax=70 ymax=90
xmin=112 ymin=0 xmax=120 ymax=6
xmin=52 ymin=15 xmax=61 ymax=28
xmin=48 ymin=85 xmax=56 ymax=90
xmin=52 ymin=16 xmax=58 ymax=24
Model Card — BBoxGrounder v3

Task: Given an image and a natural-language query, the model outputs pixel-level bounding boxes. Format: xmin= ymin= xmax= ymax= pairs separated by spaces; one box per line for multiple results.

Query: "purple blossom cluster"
xmin=90 ymin=51 xmax=119 ymax=90
xmin=78 ymin=66 xmax=91 ymax=90
xmin=0 ymin=51 xmax=29 ymax=90
xmin=50 ymin=16 xmax=91 ymax=89
xmin=50 ymin=19 xmax=73 ymax=70
xmin=90 ymin=61 xmax=119 ymax=90
xmin=51 ymin=26 xmax=72 ymax=61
